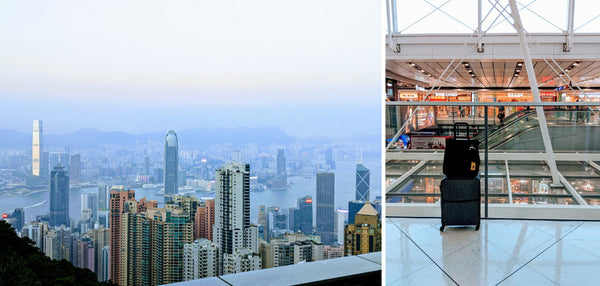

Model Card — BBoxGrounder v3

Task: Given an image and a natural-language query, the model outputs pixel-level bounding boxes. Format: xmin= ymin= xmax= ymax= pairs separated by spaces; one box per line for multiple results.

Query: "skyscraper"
xmin=213 ymin=162 xmax=251 ymax=255
xmin=276 ymin=149 xmax=286 ymax=176
xmin=49 ymin=152 xmax=70 ymax=173
xmin=81 ymin=192 xmax=98 ymax=223
xmin=164 ymin=130 xmax=179 ymax=204
xmin=109 ymin=186 xmax=135 ymax=285
xmin=50 ymin=165 xmax=69 ymax=227
xmin=257 ymin=205 xmax=267 ymax=240
xmin=316 ymin=172 xmax=335 ymax=245
xmin=70 ymin=154 xmax=81 ymax=182
xmin=325 ymin=148 xmax=335 ymax=170
xmin=144 ymin=155 xmax=150 ymax=175
xmin=292 ymin=196 xmax=313 ymax=236
xmin=344 ymin=202 xmax=381 ymax=256
xmin=32 ymin=120 xmax=43 ymax=176
xmin=356 ymin=164 xmax=370 ymax=201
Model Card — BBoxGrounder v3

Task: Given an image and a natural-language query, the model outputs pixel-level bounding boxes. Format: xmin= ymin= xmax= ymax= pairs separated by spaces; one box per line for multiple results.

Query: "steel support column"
xmin=565 ymin=0 xmax=575 ymax=52
xmin=505 ymin=159 xmax=514 ymax=204
xmin=508 ymin=0 xmax=561 ymax=185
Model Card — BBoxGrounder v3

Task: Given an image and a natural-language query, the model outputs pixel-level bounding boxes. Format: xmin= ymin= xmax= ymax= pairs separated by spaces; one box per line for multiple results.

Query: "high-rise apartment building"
xmin=119 ymin=203 xmax=192 ymax=285
xmin=50 ymin=165 xmax=69 ymax=227
xmin=20 ymin=221 xmax=49 ymax=250
xmin=183 ymin=239 xmax=220 ymax=280
xmin=32 ymin=120 xmax=44 ymax=176
xmin=356 ymin=164 xmax=370 ymax=201
xmin=86 ymin=226 xmax=110 ymax=282
xmin=316 ymin=172 xmax=335 ymax=245
xmin=79 ymin=237 xmax=95 ymax=272
xmin=194 ymin=199 xmax=215 ymax=241
xmin=344 ymin=202 xmax=381 ymax=256
xmin=222 ymin=248 xmax=261 ymax=275
xmin=323 ymin=245 xmax=344 ymax=260
xmin=263 ymin=233 xmax=323 ymax=269
xmin=213 ymin=162 xmax=251 ymax=255
xmin=43 ymin=225 xmax=72 ymax=261
xmin=164 ymin=130 xmax=179 ymax=204
xmin=109 ymin=186 xmax=135 ymax=285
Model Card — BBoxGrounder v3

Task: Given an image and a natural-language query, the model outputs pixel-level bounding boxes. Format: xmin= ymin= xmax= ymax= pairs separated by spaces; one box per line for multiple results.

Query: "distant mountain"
xmin=0 ymin=129 xmax=30 ymax=148
xmin=0 ymin=126 xmax=297 ymax=149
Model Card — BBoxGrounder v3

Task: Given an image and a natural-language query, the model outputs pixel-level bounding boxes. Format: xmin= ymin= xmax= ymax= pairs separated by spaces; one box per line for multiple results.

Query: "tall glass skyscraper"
xmin=276 ymin=149 xmax=286 ymax=176
xmin=32 ymin=120 xmax=43 ymax=176
xmin=292 ymin=196 xmax=313 ymax=236
xmin=356 ymin=164 xmax=370 ymax=201
xmin=316 ymin=172 xmax=335 ymax=245
xmin=164 ymin=130 xmax=179 ymax=204
xmin=50 ymin=165 xmax=69 ymax=227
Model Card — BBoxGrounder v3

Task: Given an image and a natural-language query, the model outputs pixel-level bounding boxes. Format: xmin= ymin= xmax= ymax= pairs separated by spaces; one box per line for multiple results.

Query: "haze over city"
xmin=0 ymin=0 xmax=380 ymax=138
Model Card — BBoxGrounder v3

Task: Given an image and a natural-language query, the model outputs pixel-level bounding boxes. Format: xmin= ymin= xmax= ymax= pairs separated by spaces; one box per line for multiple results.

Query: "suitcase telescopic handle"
xmin=453 ymin=122 xmax=470 ymax=140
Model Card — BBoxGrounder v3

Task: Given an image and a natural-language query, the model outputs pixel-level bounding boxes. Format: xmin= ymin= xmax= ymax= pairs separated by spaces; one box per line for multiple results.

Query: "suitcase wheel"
xmin=440 ymin=225 xmax=445 ymax=232
xmin=475 ymin=224 xmax=480 ymax=231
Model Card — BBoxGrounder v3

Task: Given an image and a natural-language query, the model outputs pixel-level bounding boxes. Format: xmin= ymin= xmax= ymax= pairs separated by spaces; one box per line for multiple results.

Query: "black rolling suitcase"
xmin=443 ymin=122 xmax=480 ymax=178
xmin=439 ymin=178 xmax=481 ymax=231
xmin=440 ymin=122 xmax=481 ymax=232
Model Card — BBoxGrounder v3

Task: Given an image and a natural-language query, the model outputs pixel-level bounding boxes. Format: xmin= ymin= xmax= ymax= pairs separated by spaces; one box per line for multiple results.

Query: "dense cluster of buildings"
xmin=0 ymin=120 xmax=382 ymax=285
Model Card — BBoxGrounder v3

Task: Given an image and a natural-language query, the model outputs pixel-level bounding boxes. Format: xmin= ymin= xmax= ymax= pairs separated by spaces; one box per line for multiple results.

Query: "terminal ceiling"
xmin=385 ymin=0 xmax=600 ymax=89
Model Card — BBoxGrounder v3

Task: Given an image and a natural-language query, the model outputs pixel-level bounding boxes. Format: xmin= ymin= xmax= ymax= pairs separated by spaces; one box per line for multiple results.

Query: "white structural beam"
xmin=586 ymin=160 xmax=600 ymax=173
xmin=386 ymin=160 xmax=428 ymax=194
xmin=509 ymin=0 xmax=560 ymax=185
xmin=386 ymin=151 xmax=600 ymax=162
xmin=566 ymin=0 xmax=575 ymax=52
xmin=386 ymin=33 xmax=600 ymax=60
xmin=556 ymin=169 xmax=588 ymax=205
xmin=505 ymin=160 xmax=514 ymax=204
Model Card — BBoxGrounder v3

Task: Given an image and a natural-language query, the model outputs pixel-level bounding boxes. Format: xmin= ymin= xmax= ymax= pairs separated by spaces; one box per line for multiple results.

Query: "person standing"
xmin=497 ymin=106 xmax=506 ymax=125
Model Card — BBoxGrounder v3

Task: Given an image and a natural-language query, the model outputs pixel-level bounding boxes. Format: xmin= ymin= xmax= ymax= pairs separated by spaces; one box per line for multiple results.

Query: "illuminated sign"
xmin=1 ymin=213 xmax=7 ymax=219
xmin=399 ymin=93 xmax=418 ymax=99
xmin=305 ymin=199 xmax=312 ymax=203
xmin=507 ymin=93 xmax=524 ymax=98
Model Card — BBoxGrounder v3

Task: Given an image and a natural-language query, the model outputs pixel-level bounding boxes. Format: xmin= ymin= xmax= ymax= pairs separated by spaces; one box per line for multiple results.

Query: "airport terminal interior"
xmin=385 ymin=0 xmax=600 ymax=285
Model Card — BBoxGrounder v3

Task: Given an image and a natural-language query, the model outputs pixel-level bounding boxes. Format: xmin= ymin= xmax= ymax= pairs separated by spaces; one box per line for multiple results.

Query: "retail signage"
xmin=555 ymin=86 xmax=566 ymax=91
xmin=409 ymin=136 xmax=449 ymax=149
xmin=507 ymin=93 xmax=523 ymax=98
xmin=399 ymin=93 xmax=418 ymax=99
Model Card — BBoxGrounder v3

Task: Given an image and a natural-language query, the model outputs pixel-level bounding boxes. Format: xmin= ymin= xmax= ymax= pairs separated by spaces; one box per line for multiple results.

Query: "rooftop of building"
xmin=166 ymin=252 xmax=381 ymax=286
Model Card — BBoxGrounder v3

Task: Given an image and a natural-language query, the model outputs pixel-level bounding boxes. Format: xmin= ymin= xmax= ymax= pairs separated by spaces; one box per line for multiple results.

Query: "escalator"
xmin=475 ymin=108 xmax=600 ymax=151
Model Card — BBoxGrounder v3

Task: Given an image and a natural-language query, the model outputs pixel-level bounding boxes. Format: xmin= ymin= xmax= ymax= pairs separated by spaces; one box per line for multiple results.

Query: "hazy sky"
xmin=0 ymin=0 xmax=382 ymax=137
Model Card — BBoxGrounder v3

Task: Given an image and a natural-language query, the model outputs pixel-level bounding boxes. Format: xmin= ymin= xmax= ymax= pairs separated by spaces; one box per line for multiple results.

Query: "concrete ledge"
xmin=166 ymin=252 xmax=381 ymax=286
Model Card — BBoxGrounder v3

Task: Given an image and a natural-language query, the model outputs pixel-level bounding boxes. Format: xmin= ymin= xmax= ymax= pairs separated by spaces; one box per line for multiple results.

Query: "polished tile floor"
xmin=386 ymin=218 xmax=600 ymax=285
